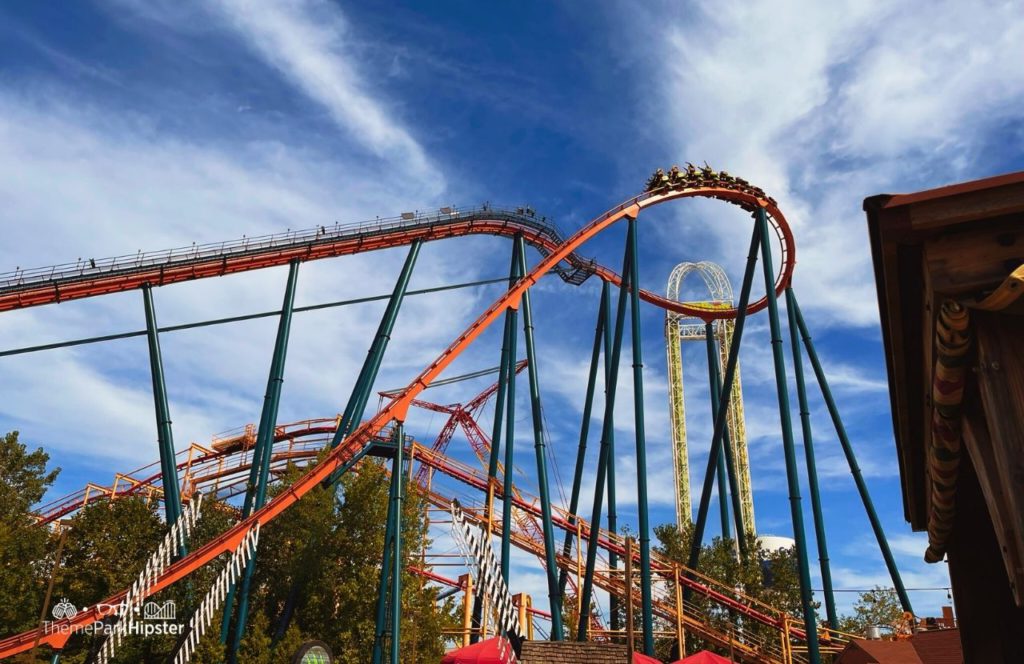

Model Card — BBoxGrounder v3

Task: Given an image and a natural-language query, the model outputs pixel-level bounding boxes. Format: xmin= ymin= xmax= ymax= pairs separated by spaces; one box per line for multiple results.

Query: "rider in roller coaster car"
xmin=644 ymin=164 xmax=778 ymax=208
xmin=645 ymin=168 xmax=668 ymax=192
xmin=667 ymin=164 xmax=684 ymax=186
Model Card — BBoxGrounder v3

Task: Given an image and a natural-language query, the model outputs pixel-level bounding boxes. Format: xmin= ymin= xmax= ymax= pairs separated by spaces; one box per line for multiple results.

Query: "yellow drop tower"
xmin=665 ymin=261 xmax=755 ymax=535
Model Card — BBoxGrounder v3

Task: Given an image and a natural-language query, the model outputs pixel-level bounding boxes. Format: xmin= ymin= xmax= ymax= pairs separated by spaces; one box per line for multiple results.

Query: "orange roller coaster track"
xmin=0 ymin=180 xmax=798 ymax=658
xmin=30 ymin=418 xmax=849 ymax=663
xmin=0 ymin=195 xmax=793 ymax=321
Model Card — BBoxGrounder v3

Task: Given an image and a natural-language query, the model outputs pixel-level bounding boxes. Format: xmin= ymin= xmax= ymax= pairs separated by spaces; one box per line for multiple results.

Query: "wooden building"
xmin=834 ymin=629 xmax=962 ymax=664
xmin=865 ymin=172 xmax=1024 ymax=662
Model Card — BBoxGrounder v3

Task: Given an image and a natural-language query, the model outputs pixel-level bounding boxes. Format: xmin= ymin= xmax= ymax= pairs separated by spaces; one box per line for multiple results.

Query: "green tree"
xmin=238 ymin=456 xmax=457 ymax=664
xmin=187 ymin=608 xmax=227 ymax=664
xmin=0 ymin=431 xmax=60 ymax=636
xmin=654 ymin=523 xmax=811 ymax=661
xmin=274 ymin=622 xmax=310 ymax=662
xmin=52 ymin=496 xmax=165 ymax=663
xmin=237 ymin=609 xmax=273 ymax=664
xmin=0 ymin=439 xmax=457 ymax=662
xmin=837 ymin=586 xmax=905 ymax=637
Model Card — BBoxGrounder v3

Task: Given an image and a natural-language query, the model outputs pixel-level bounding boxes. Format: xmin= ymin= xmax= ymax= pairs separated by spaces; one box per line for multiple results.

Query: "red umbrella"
xmin=440 ymin=637 xmax=509 ymax=664
xmin=633 ymin=652 xmax=663 ymax=663
xmin=673 ymin=650 xmax=735 ymax=664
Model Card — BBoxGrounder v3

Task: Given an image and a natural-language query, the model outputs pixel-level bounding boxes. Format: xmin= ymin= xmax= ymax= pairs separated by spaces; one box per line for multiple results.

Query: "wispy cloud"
xmin=0 ymin=84 xmax=465 ymax=486
xmin=107 ymin=0 xmax=443 ymax=191
xmin=207 ymin=0 xmax=442 ymax=189
xmin=630 ymin=0 xmax=1024 ymax=327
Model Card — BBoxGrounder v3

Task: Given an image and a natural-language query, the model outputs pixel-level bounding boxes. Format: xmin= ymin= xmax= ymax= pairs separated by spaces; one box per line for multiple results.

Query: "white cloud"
xmin=0 ymin=85 xmax=463 ymax=480
xmin=637 ymin=0 xmax=1024 ymax=327
xmin=208 ymin=0 xmax=443 ymax=190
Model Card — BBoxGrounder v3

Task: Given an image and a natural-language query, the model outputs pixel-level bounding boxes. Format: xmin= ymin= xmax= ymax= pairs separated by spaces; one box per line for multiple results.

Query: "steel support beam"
xmin=578 ymin=241 xmax=632 ymax=641
xmin=716 ymin=448 xmax=731 ymax=541
xmin=389 ymin=423 xmax=405 ymax=664
xmin=142 ymin=284 xmax=183 ymax=529
xmin=686 ymin=222 xmax=760 ymax=584
xmin=372 ymin=427 xmax=405 ymax=664
xmin=625 ymin=218 xmax=655 ymax=655
xmin=706 ymin=322 xmax=747 ymax=556
xmin=755 ymin=208 xmax=820 ymax=663
xmin=558 ymin=283 xmax=608 ymax=596
xmin=499 ymin=247 xmax=522 ymax=584
xmin=0 ymin=277 xmax=509 ymax=359
xmin=604 ymin=286 xmax=619 ymax=635
xmin=515 ymin=235 xmax=564 ymax=641
xmin=791 ymin=291 xmax=914 ymax=615
xmin=785 ymin=287 xmax=838 ymax=629
xmin=473 ymin=239 xmax=520 ymax=639
xmin=223 ymin=260 xmax=300 ymax=657
xmin=326 ymin=241 xmax=421 ymax=476
xmin=278 ymin=243 xmax=420 ymax=639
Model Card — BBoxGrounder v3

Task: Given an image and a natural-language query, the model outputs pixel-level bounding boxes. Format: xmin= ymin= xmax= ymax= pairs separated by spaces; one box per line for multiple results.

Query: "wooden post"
xmin=514 ymin=593 xmax=529 ymax=643
xmin=625 ymin=537 xmax=635 ymax=654
xmin=461 ymin=574 xmax=474 ymax=647
xmin=526 ymin=595 xmax=534 ymax=641
xmin=482 ymin=481 xmax=495 ymax=640
xmin=674 ymin=566 xmax=685 ymax=659
xmin=780 ymin=613 xmax=792 ymax=664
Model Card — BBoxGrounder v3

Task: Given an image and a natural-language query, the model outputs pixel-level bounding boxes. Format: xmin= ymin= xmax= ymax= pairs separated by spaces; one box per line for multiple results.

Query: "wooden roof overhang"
xmin=865 ymin=171 xmax=1024 ymax=529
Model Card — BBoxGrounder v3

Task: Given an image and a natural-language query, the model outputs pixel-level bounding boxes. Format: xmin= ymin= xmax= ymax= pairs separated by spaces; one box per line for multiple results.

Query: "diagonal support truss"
xmin=94 ymin=492 xmax=204 ymax=664
xmin=173 ymin=523 xmax=260 ymax=664
xmin=450 ymin=500 xmax=519 ymax=663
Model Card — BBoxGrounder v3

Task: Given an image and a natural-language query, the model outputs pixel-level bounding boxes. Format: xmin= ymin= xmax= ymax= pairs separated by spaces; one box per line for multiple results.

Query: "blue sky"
xmin=1 ymin=0 xmax=1022 ymax=625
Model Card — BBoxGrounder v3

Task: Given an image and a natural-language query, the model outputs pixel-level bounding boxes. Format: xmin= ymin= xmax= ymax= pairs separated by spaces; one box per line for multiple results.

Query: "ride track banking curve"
xmin=0 ymin=173 xmax=799 ymax=659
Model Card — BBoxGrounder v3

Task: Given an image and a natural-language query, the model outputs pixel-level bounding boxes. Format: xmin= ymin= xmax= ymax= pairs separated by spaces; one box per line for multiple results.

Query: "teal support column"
xmin=389 ymin=423 xmax=405 ymax=664
xmin=785 ymin=288 xmax=838 ymax=629
xmin=372 ymin=427 xmax=405 ymax=664
xmin=604 ymin=284 xmax=619 ymax=635
xmin=755 ymin=208 xmax=820 ymax=664
xmin=499 ymin=253 xmax=522 ymax=583
xmin=224 ymin=261 xmax=300 ymax=658
xmin=473 ymin=239 xmax=520 ymax=640
xmin=625 ymin=218 xmax=655 ymax=656
xmin=791 ymin=293 xmax=914 ymax=615
xmin=705 ymin=322 xmax=747 ymax=556
xmin=142 ymin=284 xmax=183 ymax=528
xmin=50 ymin=652 xmax=60 ymax=664
xmin=716 ymin=449 xmax=731 ymax=540
xmin=578 ymin=249 xmax=632 ymax=642
xmin=485 ymin=242 xmax=521 ymax=487
xmin=515 ymin=235 xmax=564 ymax=641
xmin=558 ymin=283 xmax=608 ymax=596
xmin=326 ymin=241 xmax=421 ymax=472
xmin=279 ymin=243 xmax=420 ymax=639
xmin=686 ymin=222 xmax=761 ymax=583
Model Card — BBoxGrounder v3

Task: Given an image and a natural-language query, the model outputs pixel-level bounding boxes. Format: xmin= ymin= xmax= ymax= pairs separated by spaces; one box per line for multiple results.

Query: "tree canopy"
xmin=0 ymin=431 xmax=60 ymax=636
xmin=837 ymin=586 xmax=905 ymax=637
xmin=0 ymin=432 xmax=456 ymax=663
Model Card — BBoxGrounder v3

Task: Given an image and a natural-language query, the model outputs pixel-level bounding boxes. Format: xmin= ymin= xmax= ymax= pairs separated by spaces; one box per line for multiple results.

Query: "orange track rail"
xmin=0 ymin=183 xmax=794 ymax=658
xmin=0 ymin=195 xmax=792 ymax=322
